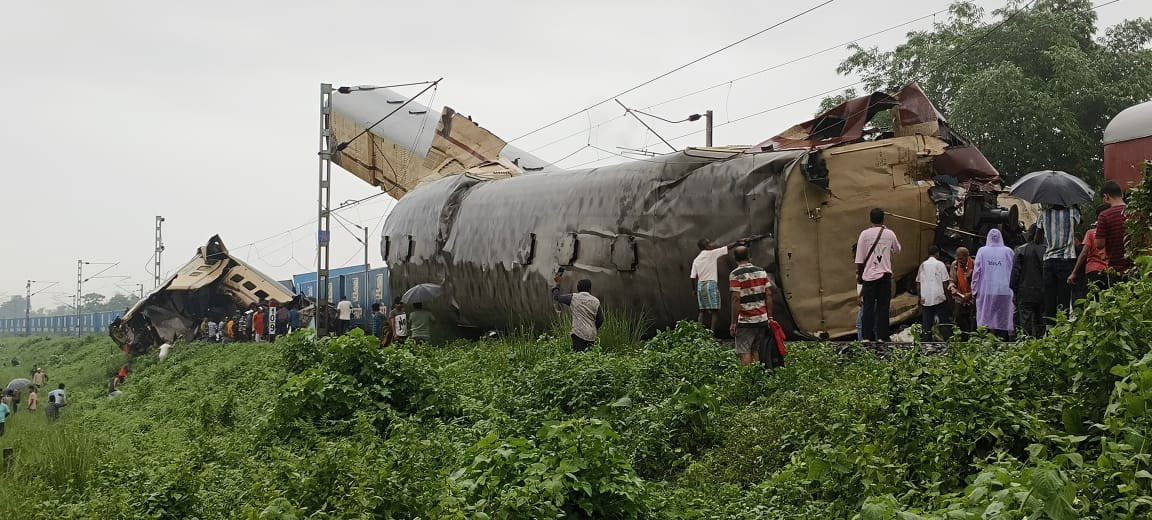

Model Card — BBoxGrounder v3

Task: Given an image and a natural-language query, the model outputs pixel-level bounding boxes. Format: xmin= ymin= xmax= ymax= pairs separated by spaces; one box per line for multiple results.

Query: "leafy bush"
xmin=439 ymin=418 xmax=647 ymax=518
xmin=271 ymin=329 xmax=451 ymax=434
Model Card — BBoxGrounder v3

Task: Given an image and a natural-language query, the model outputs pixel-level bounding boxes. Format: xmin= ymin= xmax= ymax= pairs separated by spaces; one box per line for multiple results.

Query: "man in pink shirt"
xmin=855 ymin=208 xmax=902 ymax=342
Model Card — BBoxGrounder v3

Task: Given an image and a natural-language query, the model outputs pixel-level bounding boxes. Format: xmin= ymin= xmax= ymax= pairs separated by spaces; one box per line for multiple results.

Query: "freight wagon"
xmin=0 ymin=310 xmax=122 ymax=336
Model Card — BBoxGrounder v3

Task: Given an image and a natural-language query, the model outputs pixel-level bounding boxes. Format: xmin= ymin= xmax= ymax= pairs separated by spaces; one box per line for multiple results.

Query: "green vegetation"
xmin=820 ymin=0 xmax=1152 ymax=186
xmin=1 ymin=263 xmax=1152 ymax=518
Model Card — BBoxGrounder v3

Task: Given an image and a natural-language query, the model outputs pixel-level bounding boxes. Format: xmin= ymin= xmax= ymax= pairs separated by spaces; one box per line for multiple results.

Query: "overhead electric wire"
xmin=526 ymin=7 xmax=948 ymax=158
xmin=335 ymin=78 xmax=443 ymax=151
xmin=662 ymin=0 xmax=1072 ymax=145
xmin=499 ymin=0 xmax=838 ymax=147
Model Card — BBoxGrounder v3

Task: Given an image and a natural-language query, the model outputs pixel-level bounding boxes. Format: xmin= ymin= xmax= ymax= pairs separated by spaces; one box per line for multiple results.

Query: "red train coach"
xmin=1104 ymin=100 xmax=1152 ymax=189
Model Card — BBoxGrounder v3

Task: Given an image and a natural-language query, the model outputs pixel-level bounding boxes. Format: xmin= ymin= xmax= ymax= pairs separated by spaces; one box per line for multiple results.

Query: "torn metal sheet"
xmin=344 ymin=83 xmax=1030 ymax=339
xmin=109 ymin=236 xmax=296 ymax=352
xmin=756 ymin=83 xmax=1001 ymax=192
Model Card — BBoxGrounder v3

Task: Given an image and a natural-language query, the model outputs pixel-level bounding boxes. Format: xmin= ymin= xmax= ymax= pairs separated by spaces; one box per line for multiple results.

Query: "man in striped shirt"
xmin=1037 ymin=204 xmax=1080 ymax=323
xmin=728 ymin=246 xmax=773 ymax=365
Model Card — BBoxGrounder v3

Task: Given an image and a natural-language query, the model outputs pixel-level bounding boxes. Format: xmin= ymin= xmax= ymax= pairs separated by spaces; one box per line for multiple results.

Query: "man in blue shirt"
xmin=0 ymin=398 xmax=10 ymax=436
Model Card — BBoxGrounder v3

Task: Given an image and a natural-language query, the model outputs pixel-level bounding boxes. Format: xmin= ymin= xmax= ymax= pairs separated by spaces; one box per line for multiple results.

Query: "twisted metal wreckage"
xmin=111 ymin=83 xmax=1037 ymax=350
xmin=110 ymin=236 xmax=296 ymax=353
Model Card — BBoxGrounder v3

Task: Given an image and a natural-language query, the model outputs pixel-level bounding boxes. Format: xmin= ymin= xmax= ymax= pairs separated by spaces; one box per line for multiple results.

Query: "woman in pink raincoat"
xmin=972 ymin=228 xmax=1015 ymax=339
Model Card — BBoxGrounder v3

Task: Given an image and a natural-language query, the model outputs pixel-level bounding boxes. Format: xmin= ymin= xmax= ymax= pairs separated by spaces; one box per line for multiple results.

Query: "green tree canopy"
xmin=828 ymin=0 xmax=1152 ymax=185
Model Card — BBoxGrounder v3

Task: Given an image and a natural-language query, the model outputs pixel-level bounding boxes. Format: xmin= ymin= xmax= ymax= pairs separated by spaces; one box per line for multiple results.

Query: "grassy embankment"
xmin=0 ymin=264 xmax=1151 ymax=518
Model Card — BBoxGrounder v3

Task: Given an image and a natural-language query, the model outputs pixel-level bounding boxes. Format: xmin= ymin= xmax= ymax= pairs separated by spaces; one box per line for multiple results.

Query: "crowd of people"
xmin=370 ymin=297 xmax=433 ymax=347
xmin=856 ymin=180 xmax=1135 ymax=342
xmin=0 ymin=367 xmax=68 ymax=437
xmin=193 ymin=299 xmax=301 ymax=344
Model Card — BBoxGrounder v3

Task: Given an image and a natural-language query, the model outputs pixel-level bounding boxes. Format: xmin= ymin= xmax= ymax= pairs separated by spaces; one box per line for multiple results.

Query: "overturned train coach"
xmin=110 ymin=236 xmax=296 ymax=352
xmin=333 ymin=83 xmax=1028 ymax=339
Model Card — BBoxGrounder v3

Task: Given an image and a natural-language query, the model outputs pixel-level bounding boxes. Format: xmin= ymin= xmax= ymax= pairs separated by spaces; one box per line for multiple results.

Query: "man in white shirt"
xmin=916 ymin=245 xmax=953 ymax=342
xmin=690 ymin=237 xmax=747 ymax=335
xmin=336 ymin=296 xmax=353 ymax=335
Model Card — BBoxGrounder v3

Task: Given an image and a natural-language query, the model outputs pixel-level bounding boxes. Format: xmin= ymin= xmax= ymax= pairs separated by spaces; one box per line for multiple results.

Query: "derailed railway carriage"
xmin=333 ymin=83 xmax=1028 ymax=339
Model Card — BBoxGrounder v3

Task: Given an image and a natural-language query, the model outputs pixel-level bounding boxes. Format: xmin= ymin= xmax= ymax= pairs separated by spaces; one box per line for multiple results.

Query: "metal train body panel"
xmin=381 ymin=144 xmax=938 ymax=338
xmin=346 ymin=83 xmax=1017 ymax=339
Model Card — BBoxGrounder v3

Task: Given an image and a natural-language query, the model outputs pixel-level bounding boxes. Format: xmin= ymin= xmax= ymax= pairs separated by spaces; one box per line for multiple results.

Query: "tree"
xmin=828 ymin=0 xmax=1152 ymax=186
xmin=106 ymin=293 xmax=137 ymax=312
xmin=81 ymin=292 xmax=105 ymax=311
xmin=0 ymin=296 xmax=29 ymax=319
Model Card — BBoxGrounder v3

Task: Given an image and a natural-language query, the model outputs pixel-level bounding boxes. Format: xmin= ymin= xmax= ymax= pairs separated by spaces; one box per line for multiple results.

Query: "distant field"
xmin=1 ymin=268 xmax=1151 ymax=518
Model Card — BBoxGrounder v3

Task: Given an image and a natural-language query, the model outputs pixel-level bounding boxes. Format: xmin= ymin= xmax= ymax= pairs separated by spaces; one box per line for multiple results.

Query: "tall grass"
xmin=549 ymin=305 xmax=652 ymax=352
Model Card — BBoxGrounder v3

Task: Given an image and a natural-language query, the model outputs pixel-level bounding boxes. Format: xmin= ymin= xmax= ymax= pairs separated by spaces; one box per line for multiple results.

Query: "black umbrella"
xmin=1008 ymin=170 xmax=1094 ymax=206
xmin=401 ymin=283 xmax=443 ymax=304
xmin=6 ymin=378 xmax=31 ymax=392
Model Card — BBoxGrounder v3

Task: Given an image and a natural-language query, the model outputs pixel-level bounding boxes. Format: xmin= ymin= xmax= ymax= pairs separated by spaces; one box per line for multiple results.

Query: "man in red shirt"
xmin=1094 ymin=181 xmax=1133 ymax=287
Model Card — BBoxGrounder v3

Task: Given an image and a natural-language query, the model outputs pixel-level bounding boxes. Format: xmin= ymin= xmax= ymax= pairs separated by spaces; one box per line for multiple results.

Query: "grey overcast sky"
xmin=1 ymin=0 xmax=1146 ymax=309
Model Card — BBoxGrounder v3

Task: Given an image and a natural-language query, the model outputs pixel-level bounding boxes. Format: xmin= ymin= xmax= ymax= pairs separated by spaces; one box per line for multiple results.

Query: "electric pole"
xmin=317 ymin=83 xmax=334 ymax=336
xmin=705 ymin=110 xmax=714 ymax=147
xmin=76 ymin=260 xmax=82 ymax=336
xmin=154 ymin=216 xmax=165 ymax=288
xmin=76 ymin=261 xmax=119 ymax=336
xmin=23 ymin=280 xmax=57 ymax=337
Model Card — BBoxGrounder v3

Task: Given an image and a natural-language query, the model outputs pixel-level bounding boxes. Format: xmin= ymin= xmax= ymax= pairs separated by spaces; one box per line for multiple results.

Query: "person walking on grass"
xmin=728 ymin=246 xmax=775 ymax=365
xmin=855 ymin=208 xmax=901 ymax=342
xmin=552 ymin=271 xmax=604 ymax=352
xmin=32 ymin=367 xmax=47 ymax=387
xmin=1 ymin=390 xmax=15 ymax=417
xmin=1012 ymin=226 xmax=1047 ymax=337
xmin=973 ymin=228 xmax=1015 ymax=340
xmin=45 ymin=394 xmax=58 ymax=421
xmin=0 ymin=396 xmax=9 ymax=436
xmin=917 ymin=245 xmax=953 ymax=342
xmin=27 ymin=385 xmax=38 ymax=412
xmin=47 ymin=383 xmax=66 ymax=420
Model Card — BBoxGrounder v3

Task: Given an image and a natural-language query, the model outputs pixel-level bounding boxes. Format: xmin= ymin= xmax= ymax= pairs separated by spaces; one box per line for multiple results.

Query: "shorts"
xmin=734 ymin=326 xmax=768 ymax=355
xmin=697 ymin=280 xmax=720 ymax=310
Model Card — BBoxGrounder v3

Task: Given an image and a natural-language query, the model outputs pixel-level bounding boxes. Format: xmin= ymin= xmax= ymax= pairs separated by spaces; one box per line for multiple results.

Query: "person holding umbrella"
xmin=401 ymin=284 xmax=443 ymax=343
xmin=1009 ymin=170 xmax=1094 ymax=324
xmin=4 ymin=379 xmax=32 ymax=413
